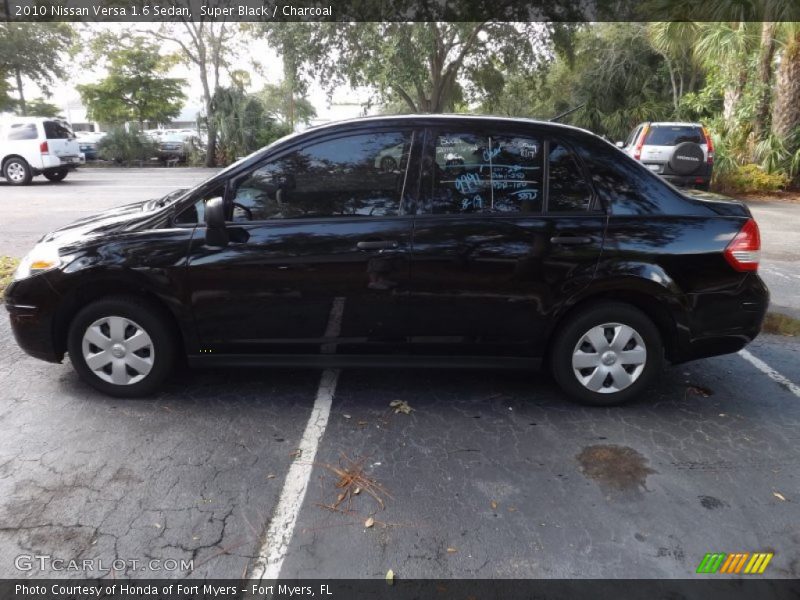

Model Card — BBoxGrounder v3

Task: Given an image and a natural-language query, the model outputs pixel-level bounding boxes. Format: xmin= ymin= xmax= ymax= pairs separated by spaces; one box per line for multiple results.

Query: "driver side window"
xmin=231 ymin=131 xmax=414 ymax=220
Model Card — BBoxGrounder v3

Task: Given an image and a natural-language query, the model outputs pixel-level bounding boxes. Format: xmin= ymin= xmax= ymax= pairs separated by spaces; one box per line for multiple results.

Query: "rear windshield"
xmin=44 ymin=120 xmax=74 ymax=139
xmin=644 ymin=126 xmax=704 ymax=146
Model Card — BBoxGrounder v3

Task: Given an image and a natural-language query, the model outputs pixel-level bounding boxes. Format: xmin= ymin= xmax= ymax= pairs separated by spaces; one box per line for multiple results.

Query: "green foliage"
xmin=24 ymin=98 xmax=63 ymax=118
xmin=257 ymin=81 xmax=316 ymax=128
xmin=0 ymin=23 xmax=74 ymax=115
xmin=210 ymin=86 xmax=292 ymax=166
xmin=480 ymin=23 xmax=675 ymax=141
xmin=259 ymin=22 xmax=547 ymax=114
xmin=77 ymin=35 xmax=186 ymax=128
xmin=96 ymin=128 xmax=157 ymax=164
xmin=716 ymin=163 xmax=789 ymax=193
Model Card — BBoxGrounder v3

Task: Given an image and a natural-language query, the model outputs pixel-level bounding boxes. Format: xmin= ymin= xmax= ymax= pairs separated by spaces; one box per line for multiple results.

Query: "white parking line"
xmin=250 ymin=298 xmax=346 ymax=580
xmin=738 ymin=348 xmax=800 ymax=398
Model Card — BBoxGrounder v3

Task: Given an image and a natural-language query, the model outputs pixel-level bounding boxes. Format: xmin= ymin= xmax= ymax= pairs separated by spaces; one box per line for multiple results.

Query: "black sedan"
xmin=5 ymin=115 xmax=768 ymax=405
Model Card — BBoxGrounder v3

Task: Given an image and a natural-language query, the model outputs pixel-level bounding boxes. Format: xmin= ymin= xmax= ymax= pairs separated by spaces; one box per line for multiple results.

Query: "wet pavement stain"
xmin=699 ymin=495 xmax=728 ymax=510
xmin=577 ymin=445 xmax=657 ymax=495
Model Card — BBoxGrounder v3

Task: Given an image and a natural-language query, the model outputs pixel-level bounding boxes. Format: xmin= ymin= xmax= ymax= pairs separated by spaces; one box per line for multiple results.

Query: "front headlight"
xmin=14 ymin=245 xmax=65 ymax=281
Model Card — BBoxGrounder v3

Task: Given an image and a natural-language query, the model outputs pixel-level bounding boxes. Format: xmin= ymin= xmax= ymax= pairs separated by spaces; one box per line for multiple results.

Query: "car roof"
xmin=645 ymin=122 xmax=704 ymax=127
xmin=304 ymin=113 xmax=598 ymax=137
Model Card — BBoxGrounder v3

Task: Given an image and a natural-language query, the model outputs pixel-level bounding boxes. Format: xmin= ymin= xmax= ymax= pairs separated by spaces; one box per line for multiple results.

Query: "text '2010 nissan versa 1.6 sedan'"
xmin=5 ymin=115 xmax=769 ymax=405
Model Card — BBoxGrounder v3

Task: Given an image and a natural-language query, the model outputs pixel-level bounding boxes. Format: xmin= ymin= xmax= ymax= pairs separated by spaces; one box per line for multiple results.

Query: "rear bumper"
xmin=673 ymin=273 xmax=769 ymax=363
xmin=661 ymin=173 xmax=711 ymax=188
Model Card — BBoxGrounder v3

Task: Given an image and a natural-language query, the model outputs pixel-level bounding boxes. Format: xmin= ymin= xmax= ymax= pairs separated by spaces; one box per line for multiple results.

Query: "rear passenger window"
xmin=7 ymin=123 xmax=37 ymax=140
xmin=427 ymin=132 xmax=543 ymax=214
xmin=548 ymin=142 xmax=593 ymax=212
xmin=44 ymin=121 xmax=74 ymax=139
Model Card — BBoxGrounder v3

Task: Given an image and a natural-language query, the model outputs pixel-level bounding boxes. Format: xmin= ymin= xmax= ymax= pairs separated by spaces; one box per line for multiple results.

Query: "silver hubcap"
xmin=81 ymin=316 xmax=154 ymax=385
xmin=572 ymin=323 xmax=647 ymax=394
xmin=7 ymin=162 xmax=25 ymax=181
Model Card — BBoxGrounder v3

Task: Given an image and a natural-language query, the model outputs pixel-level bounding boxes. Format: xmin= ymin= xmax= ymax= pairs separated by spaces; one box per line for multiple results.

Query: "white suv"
xmin=0 ymin=117 xmax=83 ymax=185
xmin=618 ymin=122 xmax=713 ymax=190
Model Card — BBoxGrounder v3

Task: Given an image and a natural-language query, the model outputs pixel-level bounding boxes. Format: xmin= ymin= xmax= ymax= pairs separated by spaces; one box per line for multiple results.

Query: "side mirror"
xmin=205 ymin=197 xmax=229 ymax=247
xmin=615 ymin=141 xmax=625 ymax=148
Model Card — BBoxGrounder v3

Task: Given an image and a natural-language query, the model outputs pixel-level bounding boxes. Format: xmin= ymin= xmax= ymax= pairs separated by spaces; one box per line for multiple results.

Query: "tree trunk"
xmin=204 ymin=95 xmax=217 ymax=168
xmin=753 ymin=21 xmax=777 ymax=141
xmin=771 ymin=33 xmax=800 ymax=152
xmin=723 ymin=67 xmax=748 ymax=122
xmin=15 ymin=68 xmax=26 ymax=116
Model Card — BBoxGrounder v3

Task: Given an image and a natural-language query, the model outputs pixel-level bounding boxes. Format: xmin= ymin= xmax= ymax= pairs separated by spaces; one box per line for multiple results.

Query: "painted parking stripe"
xmin=250 ymin=298 xmax=346 ymax=581
xmin=738 ymin=348 xmax=800 ymax=398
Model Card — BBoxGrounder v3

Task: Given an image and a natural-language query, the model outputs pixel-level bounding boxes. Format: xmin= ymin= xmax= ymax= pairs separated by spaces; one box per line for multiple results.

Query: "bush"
xmin=715 ymin=164 xmax=789 ymax=194
xmin=96 ymin=128 xmax=157 ymax=164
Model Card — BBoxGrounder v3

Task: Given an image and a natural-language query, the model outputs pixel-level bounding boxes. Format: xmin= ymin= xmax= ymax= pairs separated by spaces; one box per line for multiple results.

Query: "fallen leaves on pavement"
xmin=389 ymin=400 xmax=413 ymax=414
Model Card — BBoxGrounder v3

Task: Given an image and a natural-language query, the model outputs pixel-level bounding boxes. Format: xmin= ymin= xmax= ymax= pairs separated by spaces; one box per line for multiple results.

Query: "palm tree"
xmin=771 ymin=24 xmax=800 ymax=153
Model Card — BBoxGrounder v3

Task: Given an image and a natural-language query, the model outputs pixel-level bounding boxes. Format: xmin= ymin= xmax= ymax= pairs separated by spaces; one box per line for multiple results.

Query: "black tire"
xmin=67 ymin=296 xmax=176 ymax=398
xmin=3 ymin=157 xmax=33 ymax=186
xmin=551 ymin=302 xmax=663 ymax=406
xmin=44 ymin=169 xmax=68 ymax=182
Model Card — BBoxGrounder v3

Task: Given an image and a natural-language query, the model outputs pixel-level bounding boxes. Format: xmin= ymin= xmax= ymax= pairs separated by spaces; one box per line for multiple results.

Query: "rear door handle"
xmin=550 ymin=236 xmax=593 ymax=245
xmin=357 ymin=240 xmax=398 ymax=251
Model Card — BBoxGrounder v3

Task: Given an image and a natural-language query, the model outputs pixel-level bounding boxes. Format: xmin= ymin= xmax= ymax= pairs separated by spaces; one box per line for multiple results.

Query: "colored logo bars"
xmin=696 ymin=552 xmax=773 ymax=574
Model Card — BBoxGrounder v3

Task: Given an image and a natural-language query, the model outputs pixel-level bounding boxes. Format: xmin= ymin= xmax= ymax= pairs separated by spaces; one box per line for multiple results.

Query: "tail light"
xmin=702 ymin=127 xmax=714 ymax=165
xmin=724 ymin=218 xmax=760 ymax=272
xmin=39 ymin=141 xmax=49 ymax=154
xmin=633 ymin=124 xmax=649 ymax=161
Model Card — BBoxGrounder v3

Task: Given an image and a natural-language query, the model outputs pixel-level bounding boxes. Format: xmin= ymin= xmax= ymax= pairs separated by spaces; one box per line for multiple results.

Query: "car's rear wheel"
xmin=3 ymin=157 xmax=32 ymax=185
xmin=67 ymin=297 xmax=175 ymax=397
xmin=551 ymin=302 xmax=663 ymax=406
xmin=44 ymin=169 xmax=68 ymax=182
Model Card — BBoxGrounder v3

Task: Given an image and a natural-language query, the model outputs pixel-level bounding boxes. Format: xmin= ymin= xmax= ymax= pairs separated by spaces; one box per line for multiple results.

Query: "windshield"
xmin=144 ymin=188 xmax=189 ymax=211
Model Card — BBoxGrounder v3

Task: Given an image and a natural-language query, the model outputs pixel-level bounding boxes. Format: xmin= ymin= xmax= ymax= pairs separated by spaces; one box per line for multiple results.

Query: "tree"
xmin=149 ymin=2 xmax=242 ymax=167
xmin=211 ymin=84 xmax=291 ymax=165
xmin=647 ymin=22 xmax=703 ymax=114
xmin=259 ymin=22 xmax=548 ymax=114
xmin=77 ymin=35 xmax=186 ymax=129
xmin=771 ymin=26 xmax=800 ymax=148
xmin=258 ymin=23 xmax=316 ymax=129
xmin=258 ymin=81 xmax=316 ymax=128
xmin=24 ymin=98 xmax=63 ymax=118
xmin=0 ymin=23 xmax=74 ymax=116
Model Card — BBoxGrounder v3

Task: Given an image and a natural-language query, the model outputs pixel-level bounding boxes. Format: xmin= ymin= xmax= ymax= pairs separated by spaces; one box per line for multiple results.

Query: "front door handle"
xmin=357 ymin=240 xmax=398 ymax=251
xmin=550 ymin=236 xmax=593 ymax=245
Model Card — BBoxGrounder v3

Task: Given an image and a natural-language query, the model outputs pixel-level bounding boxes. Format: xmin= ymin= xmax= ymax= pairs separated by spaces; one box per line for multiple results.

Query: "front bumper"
xmin=5 ymin=276 xmax=64 ymax=363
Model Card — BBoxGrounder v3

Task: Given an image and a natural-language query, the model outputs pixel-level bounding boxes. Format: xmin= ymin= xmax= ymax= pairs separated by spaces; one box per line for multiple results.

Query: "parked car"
xmin=156 ymin=132 xmax=203 ymax=163
xmin=5 ymin=115 xmax=768 ymax=405
xmin=77 ymin=131 xmax=106 ymax=161
xmin=618 ymin=122 xmax=713 ymax=190
xmin=0 ymin=117 xmax=83 ymax=185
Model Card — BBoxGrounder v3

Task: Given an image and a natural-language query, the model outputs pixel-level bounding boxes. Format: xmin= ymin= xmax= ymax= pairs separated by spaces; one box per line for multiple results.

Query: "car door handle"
xmin=357 ymin=240 xmax=398 ymax=251
xmin=550 ymin=236 xmax=593 ymax=245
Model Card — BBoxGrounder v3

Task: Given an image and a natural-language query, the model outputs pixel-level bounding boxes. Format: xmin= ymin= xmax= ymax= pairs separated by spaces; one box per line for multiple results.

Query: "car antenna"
xmin=549 ymin=103 xmax=586 ymax=123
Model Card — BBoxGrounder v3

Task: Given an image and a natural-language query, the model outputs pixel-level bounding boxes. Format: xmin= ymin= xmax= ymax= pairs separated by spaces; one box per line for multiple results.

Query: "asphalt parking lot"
xmin=1 ymin=168 xmax=799 ymax=580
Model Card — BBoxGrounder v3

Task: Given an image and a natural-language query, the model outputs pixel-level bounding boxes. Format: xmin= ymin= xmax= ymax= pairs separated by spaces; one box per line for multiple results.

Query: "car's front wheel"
xmin=44 ymin=169 xmax=68 ymax=182
xmin=551 ymin=302 xmax=663 ymax=406
xmin=67 ymin=297 xmax=175 ymax=397
xmin=3 ymin=157 xmax=32 ymax=185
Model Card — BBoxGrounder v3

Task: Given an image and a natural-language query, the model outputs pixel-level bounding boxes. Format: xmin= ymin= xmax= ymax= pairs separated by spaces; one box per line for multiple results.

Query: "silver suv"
xmin=618 ymin=122 xmax=713 ymax=190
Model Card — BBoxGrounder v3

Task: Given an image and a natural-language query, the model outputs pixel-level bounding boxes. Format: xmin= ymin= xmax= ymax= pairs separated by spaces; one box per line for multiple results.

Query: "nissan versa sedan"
xmin=5 ymin=115 xmax=768 ymax=405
